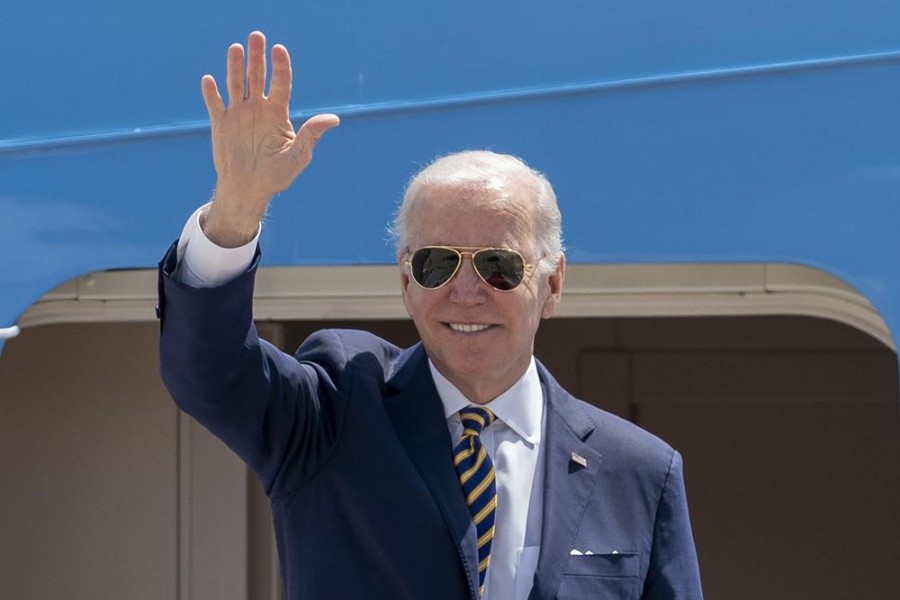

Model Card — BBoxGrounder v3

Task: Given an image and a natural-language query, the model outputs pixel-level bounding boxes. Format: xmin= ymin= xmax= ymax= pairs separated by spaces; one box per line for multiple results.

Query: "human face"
xmin=399 ymin=184 xmax=565 ymax=404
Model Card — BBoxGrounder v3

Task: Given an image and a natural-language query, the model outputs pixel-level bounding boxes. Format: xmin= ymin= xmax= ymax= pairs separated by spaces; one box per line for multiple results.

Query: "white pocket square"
xmin=570 ymin=549 xmax=621 ymax=556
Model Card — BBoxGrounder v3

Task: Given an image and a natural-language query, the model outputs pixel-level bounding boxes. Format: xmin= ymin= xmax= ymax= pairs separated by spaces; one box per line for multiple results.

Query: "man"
xmin=159 ymin=31 xmax=703 ymax=599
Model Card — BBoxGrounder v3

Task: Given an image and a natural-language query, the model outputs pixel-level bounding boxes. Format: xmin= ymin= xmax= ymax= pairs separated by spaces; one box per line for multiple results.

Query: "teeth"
xmin=449 ymin=323 xmax=490 ymax=333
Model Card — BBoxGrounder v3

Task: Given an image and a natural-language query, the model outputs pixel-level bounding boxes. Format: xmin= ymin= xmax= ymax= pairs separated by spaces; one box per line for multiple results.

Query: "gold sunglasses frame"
xmin=403 ymin=246 xmax=535 ymax=292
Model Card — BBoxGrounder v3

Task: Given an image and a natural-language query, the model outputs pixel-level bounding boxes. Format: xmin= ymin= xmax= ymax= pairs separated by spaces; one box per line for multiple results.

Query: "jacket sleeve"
xmin=157 ymin=242 xmax=349 ymax=497
xmin=641 ymin=450 xmax=704 ymax=599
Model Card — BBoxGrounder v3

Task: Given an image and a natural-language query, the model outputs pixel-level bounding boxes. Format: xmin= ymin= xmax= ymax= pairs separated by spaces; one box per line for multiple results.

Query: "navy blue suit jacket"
xmin=158 ymin=244 xmax=702 ymax=599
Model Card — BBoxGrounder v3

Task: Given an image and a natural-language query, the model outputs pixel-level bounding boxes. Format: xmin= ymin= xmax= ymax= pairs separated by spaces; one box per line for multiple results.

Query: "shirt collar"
xmin=429 ymin=357 xmax=543 ymax=445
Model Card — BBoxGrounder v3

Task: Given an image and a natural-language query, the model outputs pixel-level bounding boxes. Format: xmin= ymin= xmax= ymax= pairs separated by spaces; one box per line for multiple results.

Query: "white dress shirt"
xmin=174 ymin=203 xmax=260 ymax=287
xmin=175 ymin=205 xmax=546 ymax=599
xmin=431 ymin=361 xmax=545 ymax=600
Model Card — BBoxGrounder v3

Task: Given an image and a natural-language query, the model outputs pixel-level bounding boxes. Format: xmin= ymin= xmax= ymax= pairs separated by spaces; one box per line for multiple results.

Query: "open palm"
xmin=201 ymin=31 xmax=339 ymax=245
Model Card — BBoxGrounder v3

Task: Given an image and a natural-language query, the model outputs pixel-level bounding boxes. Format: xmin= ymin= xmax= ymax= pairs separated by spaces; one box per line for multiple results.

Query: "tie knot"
xmin=459 ymin=406 xmax=495 ymax=436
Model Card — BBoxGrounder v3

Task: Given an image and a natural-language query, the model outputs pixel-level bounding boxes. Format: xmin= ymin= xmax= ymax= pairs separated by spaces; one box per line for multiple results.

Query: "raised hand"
xmin=201 ymin=31 xmax=340 ymax=247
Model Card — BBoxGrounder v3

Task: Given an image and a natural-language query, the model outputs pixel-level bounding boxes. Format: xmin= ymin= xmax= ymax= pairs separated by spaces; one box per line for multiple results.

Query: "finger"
xmin=225 ymin=43 xmax=246 ymax=105
xmin=302 ymin=113 xmax=341 ymax=139
xmin=292 ymin=113 xmax=341 ymax=155
xmin=200 ymin=75 xmax=226 ymax=120
xmin=269 ymin=44 xmax=292 ymax=106
xmin=246 ymin=31 xmax=267 ymax=99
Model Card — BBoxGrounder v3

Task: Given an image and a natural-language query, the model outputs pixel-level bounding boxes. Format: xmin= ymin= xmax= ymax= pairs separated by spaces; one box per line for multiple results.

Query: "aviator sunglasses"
xmin=404 ymin=246 xmax=535 ymax=291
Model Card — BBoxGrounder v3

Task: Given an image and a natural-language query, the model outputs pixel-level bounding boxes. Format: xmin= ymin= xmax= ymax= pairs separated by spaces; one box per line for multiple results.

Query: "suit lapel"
xmin=529 ymin=363 xmax=603 ymax=600
xmin=383 ymin=345 xmax=480 ymax=600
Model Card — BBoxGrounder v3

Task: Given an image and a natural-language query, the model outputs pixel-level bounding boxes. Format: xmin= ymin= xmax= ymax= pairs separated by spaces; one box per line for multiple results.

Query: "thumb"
xmin=293 ymin=113 xmax=341 ymax=155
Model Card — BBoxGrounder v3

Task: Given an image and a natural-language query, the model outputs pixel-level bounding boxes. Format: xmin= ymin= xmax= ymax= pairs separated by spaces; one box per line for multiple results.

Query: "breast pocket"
xmin=557 ymin=552 xmax=640 ymax=600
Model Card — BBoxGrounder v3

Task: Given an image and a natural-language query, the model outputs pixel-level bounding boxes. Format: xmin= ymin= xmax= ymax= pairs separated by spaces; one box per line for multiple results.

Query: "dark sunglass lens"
xmin=474 ymin=250 xmax=524 ymax=291
xmin=411 ymin=248 xmax=460 ymax=288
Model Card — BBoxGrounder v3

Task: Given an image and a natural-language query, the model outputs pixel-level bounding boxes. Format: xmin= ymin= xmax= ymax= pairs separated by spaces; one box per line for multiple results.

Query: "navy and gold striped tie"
xmin=452 ymin=406 xmax=497 ymax=597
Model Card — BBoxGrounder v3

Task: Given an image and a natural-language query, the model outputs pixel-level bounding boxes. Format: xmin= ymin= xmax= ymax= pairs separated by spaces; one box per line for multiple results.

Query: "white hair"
xmin=390 ymin=150 xmax=564 ymax=273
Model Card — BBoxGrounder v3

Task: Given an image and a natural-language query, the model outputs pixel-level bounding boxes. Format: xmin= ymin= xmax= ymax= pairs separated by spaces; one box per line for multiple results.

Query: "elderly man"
xmin=159 ymin=32 xmax=703 ymax=599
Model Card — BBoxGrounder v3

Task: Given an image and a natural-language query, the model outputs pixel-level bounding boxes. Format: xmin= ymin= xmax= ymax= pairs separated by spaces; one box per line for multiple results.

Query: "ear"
xmin=541 ymin=254 xmax=565 ymax=319
xmin=399 ymin=266 xmax=414 ymax=318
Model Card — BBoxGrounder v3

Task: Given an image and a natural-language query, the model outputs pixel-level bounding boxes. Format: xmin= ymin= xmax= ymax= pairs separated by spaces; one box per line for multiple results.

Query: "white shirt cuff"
xmin=174 ymin=202 xmax=261 ymax=287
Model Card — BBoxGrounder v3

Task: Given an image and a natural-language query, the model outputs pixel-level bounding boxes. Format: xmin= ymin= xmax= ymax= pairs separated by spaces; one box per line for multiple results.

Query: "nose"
xmin=449 ymin=256 xmax=487 ymax=305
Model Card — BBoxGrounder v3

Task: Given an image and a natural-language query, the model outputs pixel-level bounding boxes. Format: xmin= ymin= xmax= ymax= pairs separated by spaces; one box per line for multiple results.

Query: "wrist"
xmin=202 ymin=189 xmax=267 ymax=248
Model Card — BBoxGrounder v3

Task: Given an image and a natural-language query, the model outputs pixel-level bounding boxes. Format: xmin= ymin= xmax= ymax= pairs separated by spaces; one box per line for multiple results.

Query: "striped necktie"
xmin=452 ymin=406 xmax=497 ymax=597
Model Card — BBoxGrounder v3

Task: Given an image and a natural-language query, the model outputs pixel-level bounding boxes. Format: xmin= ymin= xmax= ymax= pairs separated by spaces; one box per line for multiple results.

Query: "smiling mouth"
xmin=447 ymin=323 xmax=492 ymax=333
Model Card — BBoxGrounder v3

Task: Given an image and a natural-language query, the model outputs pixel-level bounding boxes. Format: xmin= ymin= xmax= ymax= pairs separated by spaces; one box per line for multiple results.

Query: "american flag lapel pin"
xmin=570 ymin=452 xmax=588 ymax=468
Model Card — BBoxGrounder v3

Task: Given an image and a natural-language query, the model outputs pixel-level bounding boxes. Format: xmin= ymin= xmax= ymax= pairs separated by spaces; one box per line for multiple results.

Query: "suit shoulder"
xmin=294 ymin=328 xmax=405 ymax=378
xmin=573 ymin=397 xmax=677 ymax=470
